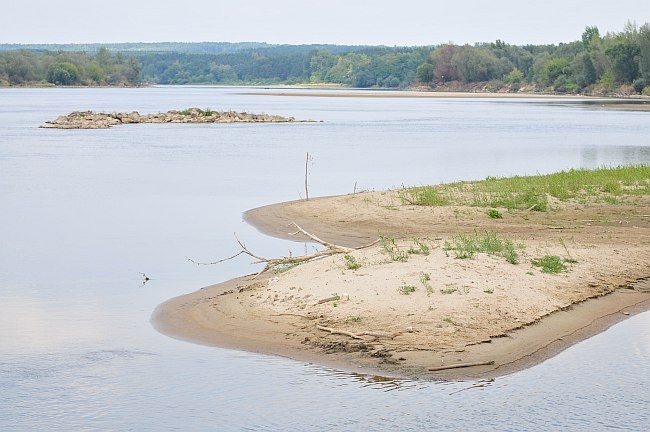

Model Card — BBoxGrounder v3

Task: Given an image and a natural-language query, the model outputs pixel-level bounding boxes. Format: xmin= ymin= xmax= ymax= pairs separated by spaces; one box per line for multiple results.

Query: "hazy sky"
xmin=3 ymin=1 xmax=649 ymax=46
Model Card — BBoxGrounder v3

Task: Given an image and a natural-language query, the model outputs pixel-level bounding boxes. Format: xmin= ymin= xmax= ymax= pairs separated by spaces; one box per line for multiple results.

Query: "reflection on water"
xmin=0 ymin=87 xmax=648 ymax=430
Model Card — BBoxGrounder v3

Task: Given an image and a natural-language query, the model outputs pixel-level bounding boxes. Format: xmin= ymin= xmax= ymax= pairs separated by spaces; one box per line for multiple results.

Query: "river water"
xmin=1 ymin=86 xmax=648 ymax=431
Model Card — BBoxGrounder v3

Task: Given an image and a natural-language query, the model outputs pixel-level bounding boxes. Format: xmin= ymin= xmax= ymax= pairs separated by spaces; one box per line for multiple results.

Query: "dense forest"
xmin=0 ymin=47 xmax=142 ymax=86
xmin=1 ymin=22 xmax=649 ymax=95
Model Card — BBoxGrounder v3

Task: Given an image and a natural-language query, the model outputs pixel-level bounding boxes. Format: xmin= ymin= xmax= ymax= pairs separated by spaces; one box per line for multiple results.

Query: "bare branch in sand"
xmin=316 ymin=325 xmax=402 ymax=341
xmin=316 ymin=325 xmax=365 ymax=340
xmin=428 ymin=360 xmax=495 ymax=372
xmin=187 ymin=222 xmax=379 ymax=278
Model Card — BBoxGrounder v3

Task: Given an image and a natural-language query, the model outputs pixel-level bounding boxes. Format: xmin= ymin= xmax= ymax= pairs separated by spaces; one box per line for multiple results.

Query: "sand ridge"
xmin=154 ymin=190 xmax=650 ymax=380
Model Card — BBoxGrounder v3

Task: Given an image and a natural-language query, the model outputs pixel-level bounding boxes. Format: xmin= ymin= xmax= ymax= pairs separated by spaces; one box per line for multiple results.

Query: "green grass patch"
xmin=531 ymin=255 xmax=566 ymax=273
xmin=399 ymin=165 xmax=649 ymax=211
xmin=342 ymin=254 xmax=361 ymax=270
xmin=487 ymin=209 xmax=503 ymax=219
xmin=443 ymin=230 xmax=520 ymax=264
xmin=398 ymin=284 xmax=417 ymax=295
xmin=440 ymin=284 xmax=458 ymax=295
xmin=399 ymin=185 xmax=448 ymax=206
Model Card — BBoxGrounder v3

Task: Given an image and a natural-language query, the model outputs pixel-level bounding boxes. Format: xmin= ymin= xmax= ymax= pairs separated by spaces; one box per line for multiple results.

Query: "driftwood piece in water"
xmin=428 ymin=360 xmax=495 ymax=372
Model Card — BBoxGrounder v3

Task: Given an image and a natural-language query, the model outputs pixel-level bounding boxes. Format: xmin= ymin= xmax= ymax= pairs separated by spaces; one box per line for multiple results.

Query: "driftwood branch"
xmin=187 ymin=250 xmax=247 ymax=266
xmin=188 ymin=222 xmax=378 ymax=278
xmin=428 ymin=360 xmax=495 ymax=372
xmin=317 ymin=325 xmax=365 ymax=340
xmin=316 ymin=325 xmax=402 ymax=340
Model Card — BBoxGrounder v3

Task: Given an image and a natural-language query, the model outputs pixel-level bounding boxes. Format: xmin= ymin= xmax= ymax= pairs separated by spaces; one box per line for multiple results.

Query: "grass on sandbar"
xmin=399 ymin=165 xmax=649 ymax=211
xmin=443 ymin=230 xmax=520 ymax=264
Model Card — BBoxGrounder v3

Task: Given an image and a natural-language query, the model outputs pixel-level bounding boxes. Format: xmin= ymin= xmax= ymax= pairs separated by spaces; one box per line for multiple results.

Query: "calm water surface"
xmin=1 ymin=87 xmax=649 ymax=431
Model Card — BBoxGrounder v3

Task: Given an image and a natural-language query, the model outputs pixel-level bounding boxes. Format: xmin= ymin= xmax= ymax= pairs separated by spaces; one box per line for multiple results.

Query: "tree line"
xmin=414 ymin=22 xmax=650 ymax=95
xmin=0 ymin=47 xmax=141 ymax=86
xmin=1 ymin=22 xmax=649 ymax=95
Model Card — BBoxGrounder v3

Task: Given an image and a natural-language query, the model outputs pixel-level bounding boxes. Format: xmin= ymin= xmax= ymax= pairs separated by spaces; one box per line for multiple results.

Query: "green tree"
xmin=46 ymin=62 xmax=80 ymax=85
xmin=96 ymin=47 xmax=112 ymax=67
xmin=415 ymin=63 xmax=434 ymax=83
xmin=85 ymin=63 xmax=105 ymax=84
xmin=534 ymin=56 xmax=573 ymax=88
xmin=582 ymin=26 xmax=601 ymax=49
xmin=504 ymin=68 xmax=524 ymax=84
xmin=572 ymin=52 xmax=598 ymax=88
xmin=452 ymin=45 xmax=512 ymax=82
xmin=606 ymin=38 xmax=640 ymax=83
xmin=638 ymin=23 xmax=650 ymax=80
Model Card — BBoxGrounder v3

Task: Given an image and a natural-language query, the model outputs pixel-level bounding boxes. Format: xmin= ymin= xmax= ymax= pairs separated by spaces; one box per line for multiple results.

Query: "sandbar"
xmin=153 ymin=191 xmax=650 ymax=380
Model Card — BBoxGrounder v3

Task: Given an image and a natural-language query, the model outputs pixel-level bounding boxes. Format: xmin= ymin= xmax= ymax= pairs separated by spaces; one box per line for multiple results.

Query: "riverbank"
xmin=154 ymin=184 xmax=650 ymax=380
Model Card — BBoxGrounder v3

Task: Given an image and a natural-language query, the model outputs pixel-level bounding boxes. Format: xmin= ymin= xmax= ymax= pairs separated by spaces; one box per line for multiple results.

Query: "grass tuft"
xmin=398 ymin=284 xmax=417 ymax=295
xmin=487 ymin=209 xmax=503 ymax=219
xmin=342 ymin=254 xmax=361 ymax=270
xmin=531 ymin=255 xmax=566 ymax=273
xmin=443 ymin=230 xmax=520 ymax=264
xmin=380 ymin=235 xmax=410 ymax=262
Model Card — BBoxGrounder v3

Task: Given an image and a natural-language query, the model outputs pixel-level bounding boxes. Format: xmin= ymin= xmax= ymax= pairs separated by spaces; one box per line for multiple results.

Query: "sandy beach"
xmin=154 ymin=190 xmax=650 ymax=380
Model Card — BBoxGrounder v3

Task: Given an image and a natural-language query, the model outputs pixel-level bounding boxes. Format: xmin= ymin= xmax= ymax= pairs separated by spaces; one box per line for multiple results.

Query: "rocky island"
xmin=41 ymin=107 xmax=309 ymax=129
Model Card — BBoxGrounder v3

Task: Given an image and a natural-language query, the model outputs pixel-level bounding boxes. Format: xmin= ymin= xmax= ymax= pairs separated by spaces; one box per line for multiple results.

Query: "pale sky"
xmin=2 ymin=0 xmax=649 ymax=46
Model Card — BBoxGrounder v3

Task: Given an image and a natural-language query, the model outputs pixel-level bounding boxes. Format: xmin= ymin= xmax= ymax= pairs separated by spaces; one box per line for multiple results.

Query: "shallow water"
xmin=1 ymin=86 xmax=649 ymax=431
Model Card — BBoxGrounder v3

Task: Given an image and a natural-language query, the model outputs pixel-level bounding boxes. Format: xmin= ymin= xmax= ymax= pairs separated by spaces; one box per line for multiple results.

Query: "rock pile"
xmin=41 ymin=107 xmax=306 ymax=129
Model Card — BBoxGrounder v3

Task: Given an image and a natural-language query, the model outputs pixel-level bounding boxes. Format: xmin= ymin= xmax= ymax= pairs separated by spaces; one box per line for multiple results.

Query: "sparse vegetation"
xmin=443 ymin=230 xmax=520 ymax=264
xmin=440 ymin=284 xmax=459 ymax=295
xmin=559 ymin=237 xmax=578 ymax=264
xmin=343 ymin=254 xmax=361 ymax=270
xmin=407 ymin=238 xmax=431 ymax=255
xmin=442 ymin=317 xmax=461 ymax=326
xmin=272 ymin=262 xmax=301 ymax=273
xmin=531 ymin=255 xmax=567 ymax=273
xmin=420 ymin=272 xmax=433 ymax=296
xmin=380 ymin=235 xmax=410 ymax=262
xmin=398 ymin=284 xmax=417 ymax=295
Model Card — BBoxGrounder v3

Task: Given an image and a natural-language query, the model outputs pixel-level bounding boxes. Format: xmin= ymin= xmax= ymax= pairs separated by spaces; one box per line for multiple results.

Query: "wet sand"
xmin=153 ymin=191 xmax=650 ymax=380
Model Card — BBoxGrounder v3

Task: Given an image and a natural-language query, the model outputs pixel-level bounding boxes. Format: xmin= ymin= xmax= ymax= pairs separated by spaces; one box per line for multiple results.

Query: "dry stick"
xmin=316 ymin=295 xmax=340 ymax=305
xmin=188 ymin=222 xmax=379 ymax=279
xmin=187 ymin=250 xmax=246 ymax=266
xmin=316 ymin=325 xmax=364 ymax=340
xmin=316 ymin=325 xmax=401 ymax=340
xmin=428 ymin=360 xmax=495 ymax=372
xmin=305 ymin=151 xmax=309 ymax=201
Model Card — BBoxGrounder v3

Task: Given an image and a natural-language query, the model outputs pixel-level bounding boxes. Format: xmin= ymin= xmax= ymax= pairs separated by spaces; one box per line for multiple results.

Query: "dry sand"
xmin=154 ymin=191 xmax=650 ymax=380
